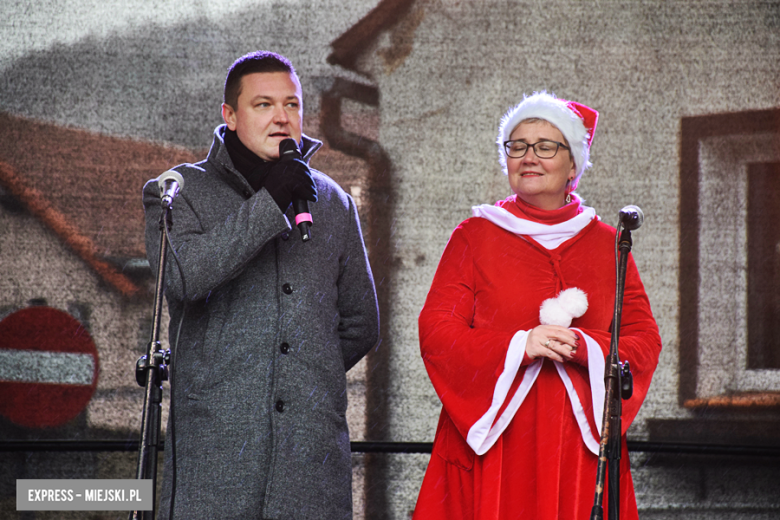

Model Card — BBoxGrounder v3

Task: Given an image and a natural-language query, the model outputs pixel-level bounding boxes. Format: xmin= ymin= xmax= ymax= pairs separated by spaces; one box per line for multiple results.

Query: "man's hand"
xmin=264 ymin=158 xmax=318 ymax=212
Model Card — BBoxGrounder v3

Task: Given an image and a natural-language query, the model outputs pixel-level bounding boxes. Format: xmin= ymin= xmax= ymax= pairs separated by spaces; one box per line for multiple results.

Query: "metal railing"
xmin=2 ymin=440 xmax=780 ymax=457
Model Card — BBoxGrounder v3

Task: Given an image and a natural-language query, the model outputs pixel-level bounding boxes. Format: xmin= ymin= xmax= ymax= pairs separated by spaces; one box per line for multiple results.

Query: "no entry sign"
xmin=0 ymin=307 xmax=99 ymax=429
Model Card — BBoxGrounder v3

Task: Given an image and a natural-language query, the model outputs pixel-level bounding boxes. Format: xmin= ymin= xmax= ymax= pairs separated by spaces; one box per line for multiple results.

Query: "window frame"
xmin=678 ymin=108 xmax=780 ymax=408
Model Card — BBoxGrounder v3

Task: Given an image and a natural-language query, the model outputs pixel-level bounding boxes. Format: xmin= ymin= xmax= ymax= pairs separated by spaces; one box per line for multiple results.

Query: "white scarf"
xmin=471 ymin=203 xmax=598 ymax=250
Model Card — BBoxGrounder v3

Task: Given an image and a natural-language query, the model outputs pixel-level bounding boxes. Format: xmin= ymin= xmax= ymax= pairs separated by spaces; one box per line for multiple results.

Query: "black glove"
xmin=263 ymin=158 xmax=318 ymax=213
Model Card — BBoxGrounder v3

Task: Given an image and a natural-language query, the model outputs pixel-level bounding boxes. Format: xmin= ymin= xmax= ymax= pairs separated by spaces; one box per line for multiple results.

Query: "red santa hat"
xmin=497 ymin=92 xmax=598 ymax=188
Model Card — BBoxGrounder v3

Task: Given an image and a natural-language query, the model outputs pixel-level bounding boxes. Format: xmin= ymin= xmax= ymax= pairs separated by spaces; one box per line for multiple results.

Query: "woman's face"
xmin=506 ymin=120 xmax=576 ymax=210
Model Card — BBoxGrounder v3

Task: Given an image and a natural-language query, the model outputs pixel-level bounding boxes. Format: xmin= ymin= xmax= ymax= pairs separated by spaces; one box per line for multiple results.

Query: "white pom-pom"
xmin=557 ymin=288 xmax=588 ymax=318
xmin=540 ymin=298 xmax=568 ymax=326
xmin=539 ymin=287 xmax=589 ymax=327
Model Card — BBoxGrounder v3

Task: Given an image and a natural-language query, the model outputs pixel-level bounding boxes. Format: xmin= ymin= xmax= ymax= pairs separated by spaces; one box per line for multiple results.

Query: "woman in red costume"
xmin=413 ymin=92 xmax=662 ymax=520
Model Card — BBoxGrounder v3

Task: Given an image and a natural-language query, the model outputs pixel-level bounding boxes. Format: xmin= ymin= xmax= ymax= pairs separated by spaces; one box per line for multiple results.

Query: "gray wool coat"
xmin=142 ymin=126 xmax=379 ymax=520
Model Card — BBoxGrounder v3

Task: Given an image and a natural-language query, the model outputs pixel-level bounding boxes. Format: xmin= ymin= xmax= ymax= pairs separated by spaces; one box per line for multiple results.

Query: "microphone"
xmin=279 ymin=138 xmax=312 ymax=242
xmin=618 ymin=205 xmax=644 ymax=231
xmin=157 ymin=170 xmax=184 ymax=209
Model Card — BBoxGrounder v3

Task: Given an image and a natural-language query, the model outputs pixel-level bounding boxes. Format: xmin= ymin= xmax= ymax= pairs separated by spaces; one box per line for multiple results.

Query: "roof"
xmin=0 ymin=111 xmax=371 ymax=298
xmin=0 ymin=112 xmax=200 ymax=297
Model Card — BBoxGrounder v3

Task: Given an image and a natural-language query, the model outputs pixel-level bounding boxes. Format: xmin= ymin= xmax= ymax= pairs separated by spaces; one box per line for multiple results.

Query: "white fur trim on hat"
xmin=497 ymin=91 xmax=592 ymax=185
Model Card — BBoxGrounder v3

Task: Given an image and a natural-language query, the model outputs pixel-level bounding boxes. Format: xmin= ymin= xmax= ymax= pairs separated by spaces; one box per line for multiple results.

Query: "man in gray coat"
xmin=143 ymin=51 xmax=379 ymax=519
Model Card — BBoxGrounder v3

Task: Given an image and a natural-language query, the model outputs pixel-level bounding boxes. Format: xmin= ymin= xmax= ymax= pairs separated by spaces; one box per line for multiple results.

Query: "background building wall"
xmin=356 ymin=1 xmax=780 ymax=517
xmin=1 ymin=1 xmax=779 ymax=518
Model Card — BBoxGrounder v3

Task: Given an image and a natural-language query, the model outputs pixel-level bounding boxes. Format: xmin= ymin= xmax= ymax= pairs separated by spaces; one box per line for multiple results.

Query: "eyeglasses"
xmin=503 ymin=140 xmax=570 ymax=159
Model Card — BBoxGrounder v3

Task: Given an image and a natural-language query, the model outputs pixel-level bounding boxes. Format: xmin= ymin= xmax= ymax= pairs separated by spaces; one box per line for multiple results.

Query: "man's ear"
xmin=222 ymin=103 xmax=237 ymax=130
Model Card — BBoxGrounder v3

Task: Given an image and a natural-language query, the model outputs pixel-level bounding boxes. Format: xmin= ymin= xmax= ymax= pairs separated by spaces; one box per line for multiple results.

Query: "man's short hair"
xmin=224 ymin=51 xmax=297 ymax=109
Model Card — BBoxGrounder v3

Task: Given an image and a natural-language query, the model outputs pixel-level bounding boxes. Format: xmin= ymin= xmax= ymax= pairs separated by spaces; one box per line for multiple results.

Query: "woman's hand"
xmin=525 ymin=325 xmax=580 ymax=363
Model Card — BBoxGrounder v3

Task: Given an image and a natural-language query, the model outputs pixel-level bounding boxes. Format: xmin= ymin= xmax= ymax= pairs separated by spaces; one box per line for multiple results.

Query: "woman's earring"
xmin=566 ymin=192 xmax=572 ymax=204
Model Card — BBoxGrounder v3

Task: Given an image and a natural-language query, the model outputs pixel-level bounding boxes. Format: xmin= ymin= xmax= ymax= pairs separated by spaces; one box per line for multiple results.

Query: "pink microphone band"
xmin=295 ymin=213 xmax=313 ymax=225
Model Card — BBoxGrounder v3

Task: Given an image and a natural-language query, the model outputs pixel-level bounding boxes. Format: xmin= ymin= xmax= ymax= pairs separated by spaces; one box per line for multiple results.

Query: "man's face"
xmin=222 ymin=71 xmax=303 ymax=161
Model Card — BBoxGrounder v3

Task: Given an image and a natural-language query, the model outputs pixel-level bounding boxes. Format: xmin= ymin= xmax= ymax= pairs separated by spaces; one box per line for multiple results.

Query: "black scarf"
xmin=223 ymin=128 xmax=275 ymax=193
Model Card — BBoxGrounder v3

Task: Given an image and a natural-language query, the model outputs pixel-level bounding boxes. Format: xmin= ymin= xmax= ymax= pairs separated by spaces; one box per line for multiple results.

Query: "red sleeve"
xmin=419 ymin=223 xmax=520 ymax=441
xmin=572 ymin=252 xmax=662 ymax=435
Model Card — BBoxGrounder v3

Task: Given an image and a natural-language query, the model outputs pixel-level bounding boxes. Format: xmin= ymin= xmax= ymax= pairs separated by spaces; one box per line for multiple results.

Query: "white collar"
xmin=471 ymin=203 xmax=598 ymax=250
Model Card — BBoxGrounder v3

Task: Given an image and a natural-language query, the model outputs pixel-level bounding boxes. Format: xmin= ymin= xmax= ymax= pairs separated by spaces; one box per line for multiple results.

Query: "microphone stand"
xmin=590 ymin=226 xmax=634 ymax=520
xmin=130 ymin=204 xmax=172 ymax=520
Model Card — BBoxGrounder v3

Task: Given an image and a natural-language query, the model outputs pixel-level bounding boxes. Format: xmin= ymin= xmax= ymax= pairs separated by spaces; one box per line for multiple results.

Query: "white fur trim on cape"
xmin=471 ymin=204 xmax=598 ymax=250
xmin=466 ymin=330 xmax=541 ymax=455
xmin=497 ymin=91 xmax=591 ymax=184
xmin=465 ymin=329 xmax=605 ymax=457
xmin=553 ymin=329 xmax=605 ymax=455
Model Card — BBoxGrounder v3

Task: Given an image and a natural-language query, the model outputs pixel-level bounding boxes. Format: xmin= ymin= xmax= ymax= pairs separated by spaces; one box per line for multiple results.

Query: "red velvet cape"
xmin=413 ymin=199 xmax=662 ymax=520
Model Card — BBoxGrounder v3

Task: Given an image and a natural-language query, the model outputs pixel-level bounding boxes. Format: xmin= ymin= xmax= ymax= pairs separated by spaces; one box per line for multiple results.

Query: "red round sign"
xmin=0 ymin=307 xmax=99 ymax=428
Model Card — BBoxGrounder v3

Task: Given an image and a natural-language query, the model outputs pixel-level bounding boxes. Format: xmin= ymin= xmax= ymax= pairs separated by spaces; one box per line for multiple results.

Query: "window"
xmin=678 ymin=109 xmax=780 ymax=408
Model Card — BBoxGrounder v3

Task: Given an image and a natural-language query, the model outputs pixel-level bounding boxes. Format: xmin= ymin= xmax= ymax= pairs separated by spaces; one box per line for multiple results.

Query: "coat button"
xmin=275 ymin=400 xmax=285 ymax=413
xmin=282 ymin=283 xmax=292 ymax=294
xmin=281 ymin=232 xmax=290 ymax=241
xmin=280 ymin=342 xmax=290 ymax=354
